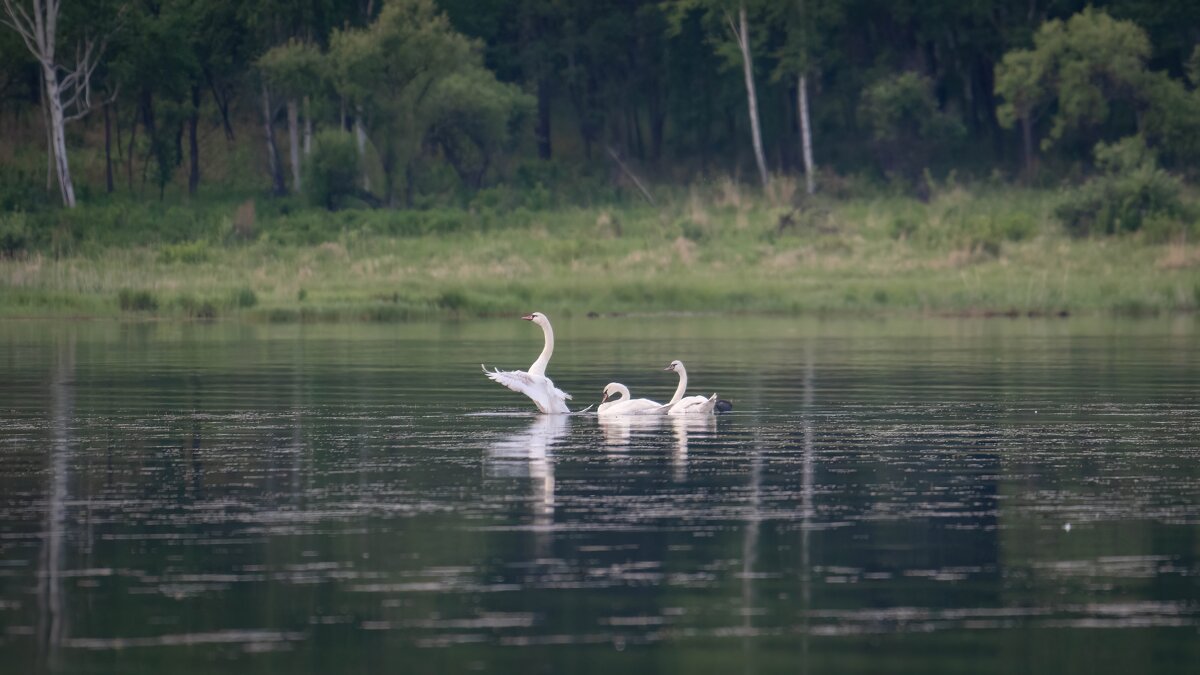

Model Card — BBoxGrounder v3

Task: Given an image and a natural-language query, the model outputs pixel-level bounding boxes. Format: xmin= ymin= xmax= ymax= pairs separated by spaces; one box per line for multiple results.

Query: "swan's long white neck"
xmin=669 ymin=365 xmax=688 ymax=405
xmin=529 ymin=319 xmax=554 ymax=377
xmin=613 ymin=384 xmax=631 ymax=401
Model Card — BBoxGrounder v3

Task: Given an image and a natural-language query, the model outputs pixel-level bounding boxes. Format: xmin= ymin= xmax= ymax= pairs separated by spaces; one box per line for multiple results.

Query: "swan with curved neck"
xmin=663 ymin=360 xmax=718 ymax=415
xmin=598 ymin=382 xmax=666 ymax=416
xmin=482 ymin=312 xmax=573 ymax=414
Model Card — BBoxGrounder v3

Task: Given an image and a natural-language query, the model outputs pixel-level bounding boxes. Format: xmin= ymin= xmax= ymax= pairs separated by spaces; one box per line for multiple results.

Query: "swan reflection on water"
xmin=485 ymin=415 xmax=569 ymax=522
xmin=596 ymin=414 xmax=664 ymax=449
xmin=670 ymin=414 xmax=716 ymax=481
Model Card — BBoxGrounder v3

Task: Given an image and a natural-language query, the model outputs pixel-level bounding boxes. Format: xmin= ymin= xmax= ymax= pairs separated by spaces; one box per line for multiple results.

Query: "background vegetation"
xmin=1 ymin=0 xmax=1198 ymax=319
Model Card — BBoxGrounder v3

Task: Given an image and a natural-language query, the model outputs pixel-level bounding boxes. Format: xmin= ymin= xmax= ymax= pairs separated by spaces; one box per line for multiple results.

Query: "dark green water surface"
xmin=1 ymin=317 xmax=1198 ymax=674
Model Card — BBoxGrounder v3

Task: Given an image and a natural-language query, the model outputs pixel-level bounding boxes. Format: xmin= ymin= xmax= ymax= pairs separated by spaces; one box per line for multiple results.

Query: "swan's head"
xmin=663 ymin=359 xmax=685 ymax=372
xmin=600 ymin=382 xmax=628 ymax=403
xmin=521 ymin=311 xmax=548 ymax=327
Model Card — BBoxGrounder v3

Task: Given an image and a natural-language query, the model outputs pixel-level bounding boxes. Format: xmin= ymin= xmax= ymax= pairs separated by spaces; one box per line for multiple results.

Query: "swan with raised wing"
xmin=663 ymin=360 xmax=720 ymax=415
xmin=597 ymin=383 xmax=667 ymax=417
xmin=482 ymin=312 xmax=573 ymax=414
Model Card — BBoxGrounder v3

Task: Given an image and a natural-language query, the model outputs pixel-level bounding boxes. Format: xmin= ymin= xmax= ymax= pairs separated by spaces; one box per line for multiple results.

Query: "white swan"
xmin=597 ymin=383 xmax=667 ymax=416
xmin=663 ymin=360 xmax=718 ymax=415
xmin=482 ymin=312 xmax=573 ymax=414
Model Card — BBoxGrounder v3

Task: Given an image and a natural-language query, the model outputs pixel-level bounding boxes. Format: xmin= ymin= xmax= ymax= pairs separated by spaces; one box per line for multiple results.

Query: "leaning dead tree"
xmin=1 ymin=0 xmax=117 ymax=207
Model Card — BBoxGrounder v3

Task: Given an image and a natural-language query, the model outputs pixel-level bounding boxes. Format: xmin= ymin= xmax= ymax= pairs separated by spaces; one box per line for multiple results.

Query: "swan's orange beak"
xmin=521 ymin=314 xmax=535 ymax=321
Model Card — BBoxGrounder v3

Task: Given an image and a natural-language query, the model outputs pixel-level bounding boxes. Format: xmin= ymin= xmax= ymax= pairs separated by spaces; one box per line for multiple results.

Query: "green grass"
xmin=1 ymin=183 xmax=1198 ymax=320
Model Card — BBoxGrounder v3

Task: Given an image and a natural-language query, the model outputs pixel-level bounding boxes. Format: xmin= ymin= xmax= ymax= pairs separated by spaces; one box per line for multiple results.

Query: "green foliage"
xmin=0 ymin=212 xmax=31 ymax=257
xmin=424 ymin=69 xmax=534 ymax=189
xmin=118 ymin=289 xmax=158 ymax=312
xmin=857 ymin=72 xmax=964 ymax=184
xmin=996 ymin=8 xmax=1152 ymax=150
xmin=303 ymin=130 xmax=361 ymax=210
xmin=158 ymin=240 xmax=211 ymax=264
xmin=230 ymin=287 xmax=258 ymax=308
xmin=1141 ymin=71 xmax=1200 ymax=170
xmin=258 ymin=39 xmax=327 ymax=98
xmin=1055 ymin=137 xmax=1188 ymax=236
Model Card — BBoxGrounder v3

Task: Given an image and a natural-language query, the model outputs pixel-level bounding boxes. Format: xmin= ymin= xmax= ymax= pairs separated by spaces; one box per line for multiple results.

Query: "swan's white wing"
xmin=482 ymin=365 xmax=572 ymax=414
xmin=669 ymin=394 xmax=718 ymax=415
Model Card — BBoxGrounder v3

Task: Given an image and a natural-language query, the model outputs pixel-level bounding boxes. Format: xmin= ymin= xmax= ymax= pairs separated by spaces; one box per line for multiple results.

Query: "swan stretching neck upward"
xmin=483 ymin=312 xmax=573 ymax=414
xmin=663 ymin=360 xmax=718 ymax=415
xmin=598 ymin=383 xmax=667 ymax=416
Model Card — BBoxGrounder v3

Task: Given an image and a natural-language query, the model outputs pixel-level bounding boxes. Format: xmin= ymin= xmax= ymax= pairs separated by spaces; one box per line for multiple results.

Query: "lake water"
xmin=1 ymin=316 xmax=1198 ymax=674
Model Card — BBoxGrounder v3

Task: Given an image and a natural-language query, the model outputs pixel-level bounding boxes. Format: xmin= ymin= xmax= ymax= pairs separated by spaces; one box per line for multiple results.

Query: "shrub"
xmin=230 ymin=287 xmax=258 ymax=309
xmin=0 ymin=212 xmax=31 ymax=257
xmin=118 ymin=289 xmax=158 ymax=312
xmin=304 ymin=130 xmax=360 ymax=210
xmin=1055 ymin=136 xmax=1188 ymax=236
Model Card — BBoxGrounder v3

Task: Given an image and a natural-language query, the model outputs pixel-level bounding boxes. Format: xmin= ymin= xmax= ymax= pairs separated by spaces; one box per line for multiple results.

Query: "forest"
xmin=1 ymin=0 xmax=1199 ymax=319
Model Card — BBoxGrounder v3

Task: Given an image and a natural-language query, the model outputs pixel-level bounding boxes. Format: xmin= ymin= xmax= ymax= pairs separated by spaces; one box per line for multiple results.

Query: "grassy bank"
xmin=2 ymin=184 xmax=1198 ymax=320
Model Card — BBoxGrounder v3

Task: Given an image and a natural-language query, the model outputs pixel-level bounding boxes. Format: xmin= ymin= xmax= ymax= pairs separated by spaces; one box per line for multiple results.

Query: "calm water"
xmin=1 ymin=317 xmax=1198 ymax=674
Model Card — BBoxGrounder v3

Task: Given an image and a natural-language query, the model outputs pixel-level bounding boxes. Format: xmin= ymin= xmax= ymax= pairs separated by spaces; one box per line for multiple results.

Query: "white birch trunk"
xmin=734 ymin=5 xmax=769 ymax=189
xmin=261 ymin=82 xmax=284 ymax=195
xmin=798 ymin=74 xmax=815 ymax=195
xmin=42 ymin=60 xmax=75 ymax=207
xmin=303 ymin=96 xmax=312 ymax=156
xmin=286 ymin=98 xmax=301 ymax=193
xmin=354 ymin=108 xmax=370 ymax=192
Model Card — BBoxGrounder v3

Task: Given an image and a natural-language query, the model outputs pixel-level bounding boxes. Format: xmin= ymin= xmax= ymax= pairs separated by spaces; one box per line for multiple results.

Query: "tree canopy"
xmin=1 ymin=0 xmax=1198 ymax=207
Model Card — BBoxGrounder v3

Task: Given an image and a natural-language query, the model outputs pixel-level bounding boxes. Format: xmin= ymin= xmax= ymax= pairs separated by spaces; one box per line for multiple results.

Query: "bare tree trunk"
xmin=798 ymin=74 xmax=815 ymax=195
xmin=41 ymin=77 xmax=52 ymax=193
xmin=536 ymin=78 xmax=551 ymax=159
xmin=302 ymin=96 xmax=312 ymax=155
xmin=126 ymin=108 xmax=136 ymax=191
xmin=354 ymin=108 xmax=370 ymax=192
xmin=732 ymin=5 xmax=769 ymax=189
xmin=187 ymin=85 xmax=200 ymax=195
xmin=261 ymin=82 xmax=285 ymax=196
xmin=42 ymin=63 xmax=76 ymax=207
xmin=103 ymin=101 xmax=113 ymax=193
xmin=286 ymin=98 xmax=301 ymax=193
xmin=1020 ymin=112 xmax=1035 ymax=180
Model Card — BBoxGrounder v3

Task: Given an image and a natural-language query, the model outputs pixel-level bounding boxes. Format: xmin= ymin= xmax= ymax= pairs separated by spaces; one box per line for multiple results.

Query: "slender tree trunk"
xmin=1020 ymin=112 xmax=1035 ymax=179
xmin=126 ymin=108 xmax=137 ymax=191
xmin=41 ymin=77 xmax=52 ymax=194
xmin=302 ymin=96 xmax=312 ymax=155
xmin=733 ymin=5 xmax=769 ymax=189
xmin=103 ymin=101 xmax=113 ymax=193
xmin=41 ymin=63 xmax=75 ymax=207
xmin=286 ymin=98 xmax=301 ymax=193
xmin=188 ymin=85 xmax=200 ymax=195
xmin=261 ymin=82 xmax=285 ymax=196
xmin=798 ymin=74 xmax=815 ymax=195
xmin=536 ymin=78 xmax=552 ymax=159
xmin=207 ymin=76 xmax=234 ymax=141
xmin=354 ymin=108 xmax=370 ymax=192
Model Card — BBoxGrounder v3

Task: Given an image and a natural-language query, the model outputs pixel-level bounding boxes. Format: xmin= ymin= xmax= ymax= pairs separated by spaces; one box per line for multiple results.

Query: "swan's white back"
xmin=664 ymin=360 xmax=719 ymax=415
xmin=598 ymin=382 xmax=667 ymax=416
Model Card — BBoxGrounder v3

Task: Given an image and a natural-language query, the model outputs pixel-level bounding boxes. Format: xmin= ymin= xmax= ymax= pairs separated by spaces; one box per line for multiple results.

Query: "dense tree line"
xmin=1 ymin=0 xmax=1198 ymax=209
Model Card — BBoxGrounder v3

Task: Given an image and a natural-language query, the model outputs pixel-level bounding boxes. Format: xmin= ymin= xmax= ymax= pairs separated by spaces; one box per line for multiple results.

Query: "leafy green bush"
xmin=1055 ymin=136 xmax=1188 ymax=236
xmin=229 ymin=287 xmax=258 ymax=309
xmin=304 ymin=130 xmax=360 ymax=210
xmin=0 ymin=212 xmax=31 ymax=257
xmin=118 ymin=289 xmax=158 ymax=312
